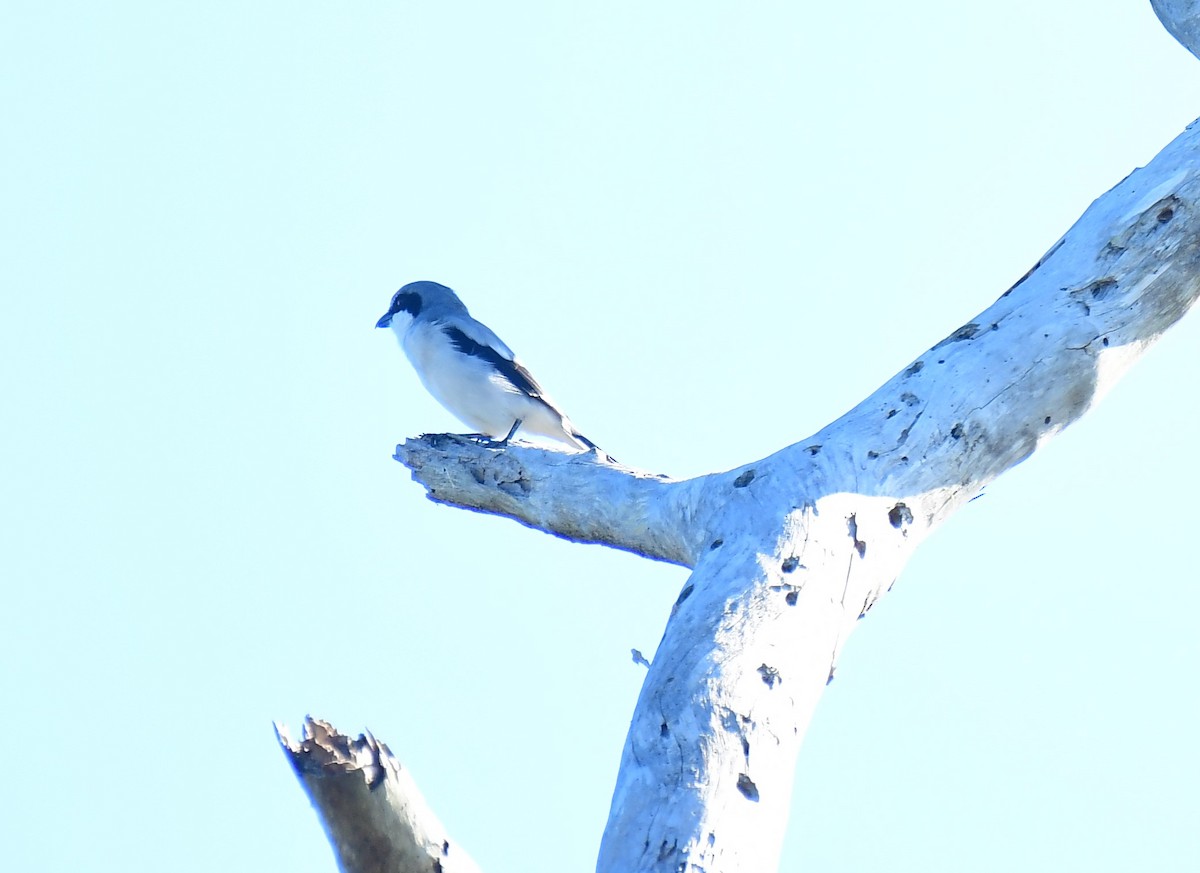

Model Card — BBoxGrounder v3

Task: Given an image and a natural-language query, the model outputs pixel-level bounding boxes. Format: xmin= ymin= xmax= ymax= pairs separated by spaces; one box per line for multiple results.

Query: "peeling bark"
xmin=277 ymin=718 xmax=479 ymax=873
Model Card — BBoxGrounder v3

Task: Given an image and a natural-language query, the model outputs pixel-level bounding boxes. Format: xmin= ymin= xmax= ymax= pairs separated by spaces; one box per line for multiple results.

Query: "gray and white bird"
xmin=376 ymin=281 xmax=600 ymax=452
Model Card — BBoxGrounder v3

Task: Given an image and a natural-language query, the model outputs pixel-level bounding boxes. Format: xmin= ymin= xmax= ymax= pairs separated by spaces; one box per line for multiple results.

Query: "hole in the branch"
xmin=888 ymin=503 xmax=913 ymax=528
xmin=736 ymin=774 xmax=759 ymax=801
xmin=733 ymin=469 xmax=756 ymax=488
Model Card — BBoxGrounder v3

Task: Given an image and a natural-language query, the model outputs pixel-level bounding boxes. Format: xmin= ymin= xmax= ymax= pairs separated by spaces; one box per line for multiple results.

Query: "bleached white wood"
xmin=393 ymin=433 xmax=703 ymax=567
xmin=392 ymin=118 xmax=1200 ymax=872
xmin=1153 ymin=0 xmax=1200 ymax=59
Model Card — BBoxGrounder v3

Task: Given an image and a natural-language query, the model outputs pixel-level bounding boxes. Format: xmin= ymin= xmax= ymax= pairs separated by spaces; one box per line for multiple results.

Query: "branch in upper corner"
xmin=276 ymin=717 xmax=480 ymax=873
xmin=1152 ymin=0 xmax=1200 ymax=59
xmin=392 ymin=433 xmax=703 ymax=567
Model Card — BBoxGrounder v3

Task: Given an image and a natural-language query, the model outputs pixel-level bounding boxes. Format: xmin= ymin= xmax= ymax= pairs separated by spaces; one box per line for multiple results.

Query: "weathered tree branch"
xmin=394 ymin=433 xmax=702 ymax=566
xmin=289 ymin=11 xmax=1200 ymax=871
xmin=277 ymin=718 xmax=480 ymax=873
xmin=389 ymin=119 xmax=1200 ymax=872
xmin=399 ymin=118 xmax=1200 ymax=567
xmin=1153 ymin=0 xmax=1200 ymax=59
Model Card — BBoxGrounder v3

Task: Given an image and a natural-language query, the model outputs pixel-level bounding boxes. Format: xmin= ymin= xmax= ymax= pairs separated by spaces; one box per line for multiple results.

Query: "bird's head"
xmin=376 ymin=281 xmax=465 ymax=330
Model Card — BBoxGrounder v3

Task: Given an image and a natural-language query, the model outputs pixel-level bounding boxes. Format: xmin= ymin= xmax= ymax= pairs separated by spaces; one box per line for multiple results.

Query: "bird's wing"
xmin=440 ymin=318 xmax=552 ymax=402
xmin=441 ymin=313 xmax=515 ymax=358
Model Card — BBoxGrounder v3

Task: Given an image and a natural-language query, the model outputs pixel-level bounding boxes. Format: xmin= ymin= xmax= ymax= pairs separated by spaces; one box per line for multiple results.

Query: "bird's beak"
xmin=376 ymin=312 xmax=393 ymax=329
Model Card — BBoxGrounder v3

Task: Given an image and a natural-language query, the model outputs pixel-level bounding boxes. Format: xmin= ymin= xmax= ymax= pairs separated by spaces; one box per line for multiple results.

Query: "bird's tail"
xmin=569 ymin=429 xmax=599 ymax=451
xmin=567 ymin=426 xmax=617 ymax=463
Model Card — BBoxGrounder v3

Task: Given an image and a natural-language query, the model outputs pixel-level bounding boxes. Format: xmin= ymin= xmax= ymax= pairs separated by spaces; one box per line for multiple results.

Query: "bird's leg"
xmin=498 ymin=418 xmax=522 ymax=445
xmin=477 ymin=418 xmax=522 ymax=448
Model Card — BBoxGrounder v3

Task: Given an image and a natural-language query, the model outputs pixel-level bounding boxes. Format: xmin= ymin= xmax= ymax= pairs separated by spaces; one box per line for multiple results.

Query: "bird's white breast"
xmin=398 ymin=320 xmax=527 ymax=435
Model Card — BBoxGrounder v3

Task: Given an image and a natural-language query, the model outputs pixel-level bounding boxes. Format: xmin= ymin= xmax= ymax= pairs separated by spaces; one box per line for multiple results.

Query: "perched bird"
xmin=376 ymin=281 xmax=600 ymax=452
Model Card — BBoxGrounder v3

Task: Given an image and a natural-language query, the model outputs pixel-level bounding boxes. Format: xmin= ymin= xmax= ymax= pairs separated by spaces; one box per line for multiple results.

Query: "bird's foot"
xmin=465 ymin=419 xmax=522 ymax=449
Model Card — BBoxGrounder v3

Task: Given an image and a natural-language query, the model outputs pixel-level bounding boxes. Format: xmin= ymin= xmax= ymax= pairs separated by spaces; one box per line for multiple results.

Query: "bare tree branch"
xmin=401 ymin=121 xmax=1200 ymax=569
xmin=391 ymin=119 xmax=1200 ymax=872
xmin=1152 ymin=0 xmax=1200 ymax=58
xmin=277 ymin=718 xmax=480 ymax=873
xmin=286 ymin=11 xmax=1200 ymax=870
xmin=394 ymin=433 xmax=702 ymax=567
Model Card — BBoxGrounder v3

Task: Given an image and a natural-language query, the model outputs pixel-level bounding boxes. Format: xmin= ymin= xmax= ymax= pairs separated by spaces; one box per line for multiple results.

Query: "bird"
xmin=376 ymin=281 xmax=601 ymax=452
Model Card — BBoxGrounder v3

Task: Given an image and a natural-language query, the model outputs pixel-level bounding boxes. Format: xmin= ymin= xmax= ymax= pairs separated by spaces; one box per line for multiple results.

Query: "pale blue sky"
xmin=2 ymin=2 xmax=1198 ymax=871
